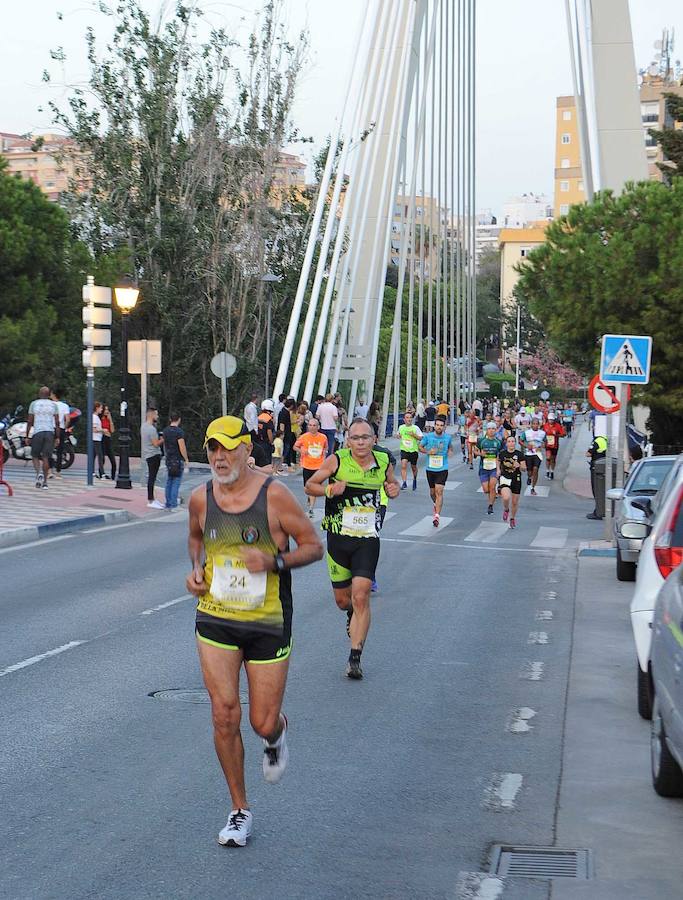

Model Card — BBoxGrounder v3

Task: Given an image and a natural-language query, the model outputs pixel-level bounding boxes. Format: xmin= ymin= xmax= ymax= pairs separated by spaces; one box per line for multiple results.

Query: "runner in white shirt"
xmin=521 ymin=418 xmax=546 ymax=495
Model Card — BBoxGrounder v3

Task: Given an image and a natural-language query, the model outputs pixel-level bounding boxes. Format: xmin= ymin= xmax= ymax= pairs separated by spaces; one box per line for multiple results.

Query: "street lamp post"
xmin=515 ymin=304 xmax=522 ymax=398
xmin=114 ymin=282 xmax=140 ymax=489
xmin=261 ymin=273 xmax=281 ymax=399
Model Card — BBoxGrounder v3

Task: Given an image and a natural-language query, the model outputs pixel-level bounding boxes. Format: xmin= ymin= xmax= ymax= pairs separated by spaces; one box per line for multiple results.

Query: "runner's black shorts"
xmin=326 ymin=533 xmax=380 ymax=587
xmin=195 ymin=619 xmax=292 ymax=663
xmin=498 ymin=477 xmax=522 ymax=495
xmin=426 ymin=469 xmax=449 ymax=488
xmin=525 ymin=454 xmax=541 ymax=469
xmin=302 ymin=467 xmax=319 ymax=485
xmin=400 ymin=450 xmax=418 ymax=465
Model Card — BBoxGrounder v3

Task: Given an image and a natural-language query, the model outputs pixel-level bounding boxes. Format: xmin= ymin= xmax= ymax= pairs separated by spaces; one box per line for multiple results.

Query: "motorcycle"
xmin=0 ymin=405 xmax=77 ymax=470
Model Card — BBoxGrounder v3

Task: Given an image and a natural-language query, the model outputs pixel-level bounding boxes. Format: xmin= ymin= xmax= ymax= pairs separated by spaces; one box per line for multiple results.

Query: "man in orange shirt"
xmin=293 ymin=417 xmax=329 ymax=517
xmin=542 ymin=412 xmax=566 ymax=480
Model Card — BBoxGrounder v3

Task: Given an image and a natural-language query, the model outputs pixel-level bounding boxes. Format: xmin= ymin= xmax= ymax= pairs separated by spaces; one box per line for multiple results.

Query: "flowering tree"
xmin=521 ymin=344 xmax=584 ymax=392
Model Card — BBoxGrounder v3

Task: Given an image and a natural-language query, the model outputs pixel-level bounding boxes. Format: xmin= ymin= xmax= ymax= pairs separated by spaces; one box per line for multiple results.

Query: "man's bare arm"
xmin=304 ymin=454 xmax=339 ymax=497
xmin=186 ymin=489 xmax=208 ymax=596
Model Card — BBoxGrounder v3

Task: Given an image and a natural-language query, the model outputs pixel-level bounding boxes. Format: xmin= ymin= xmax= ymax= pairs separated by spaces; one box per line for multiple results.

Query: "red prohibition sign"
xmin=588 ymin=374 xmax=621 ymax=414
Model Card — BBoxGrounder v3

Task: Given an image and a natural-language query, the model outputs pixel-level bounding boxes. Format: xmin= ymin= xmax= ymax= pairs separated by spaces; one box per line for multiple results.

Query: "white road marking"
xmin=456 ymin=872 xmax=505 ymax=900
xmin=399 ymin=515 xmax=453 ymax=536
xmin=528 ymin=631 xmax=549 ymax=644
xmin=520 ymin=661 xmax=545 ymax=681
xmin=507 ymin=707 xmax=537 ymax=733
xmin=464 ymin=521 xmax=509 ymax=543
xmin=81 ymin=520 xmax=144 ymax=534
xmin=545 ymin=590 xmax=558 ymax=600
xmin=536 ymin=610 xmax=554 ymax=621
xmin=0 ymin=640 xmax=85 ymax=677
xmin=382 ymin=511 xmax=397 ymax=522
xmin=530 ymin=526 xmax=568 ymax=549
xmin=483 ymin=772 xmax=524 ymax=811
xmin=443 ymin=480 xmax=462 ymax=491
xmin=381 ymin=537 xmax=570 ymax=555
xmin=140 ymin=595 xmax=192 ymax=616
xmin=0 ymin=534 xmax=75 ymax=554
xmin=524 ymin=485 xmax=550 ymax=497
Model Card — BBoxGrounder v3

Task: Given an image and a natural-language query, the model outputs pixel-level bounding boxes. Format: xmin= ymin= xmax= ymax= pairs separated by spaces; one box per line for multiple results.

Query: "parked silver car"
xmin=631 ymin=454 xmax=683 ymax=719
xmin=650 ymin=560 xmax=683 ymax=796
xmin=607 ymin=455 xmax=676 ymax=581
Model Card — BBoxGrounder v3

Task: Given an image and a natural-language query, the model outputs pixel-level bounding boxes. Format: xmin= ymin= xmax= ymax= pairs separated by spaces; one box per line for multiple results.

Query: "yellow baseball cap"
xmin=203 ymin=415 xmax=252 ymax=451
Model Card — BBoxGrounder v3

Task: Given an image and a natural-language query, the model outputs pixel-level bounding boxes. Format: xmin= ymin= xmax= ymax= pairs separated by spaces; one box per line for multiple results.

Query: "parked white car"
xmin=607 ymin=455 xmax=676 ymax=581
xmin=630 ymin=455 xmax=683 ymax=719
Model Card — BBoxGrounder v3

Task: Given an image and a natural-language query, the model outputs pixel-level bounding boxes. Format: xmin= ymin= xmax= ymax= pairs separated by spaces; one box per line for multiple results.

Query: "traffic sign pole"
xmin=221 ymin=354 xmax=227 ymax=416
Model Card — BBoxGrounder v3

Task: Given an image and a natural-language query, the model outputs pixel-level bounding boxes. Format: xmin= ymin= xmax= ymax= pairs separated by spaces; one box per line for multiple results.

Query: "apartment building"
xmin=553 ymin=98 xmax=586 ymax=218
xmin=0 ymin=132 xmax=87 ymax=201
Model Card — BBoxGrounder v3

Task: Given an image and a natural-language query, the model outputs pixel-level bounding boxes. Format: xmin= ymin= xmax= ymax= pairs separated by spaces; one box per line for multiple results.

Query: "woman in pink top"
xmin=316 ymin=394 xmax=339 ymax=457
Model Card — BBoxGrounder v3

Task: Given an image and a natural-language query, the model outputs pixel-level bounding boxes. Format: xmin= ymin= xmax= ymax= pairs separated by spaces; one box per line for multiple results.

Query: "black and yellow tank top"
xmin=322 ymin=448 xmax=389 ymax=538
xmin=196 ymin=478 xmax=291 ymax=635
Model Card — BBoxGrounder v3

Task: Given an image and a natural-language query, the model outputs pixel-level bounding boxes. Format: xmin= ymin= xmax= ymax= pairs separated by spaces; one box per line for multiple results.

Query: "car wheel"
xmin=651 ymin=694 xmax=683 ymax=797
xmin=616 ymin=547 xmax=636 ymax=582
xmin=637 ymin=662 xmax=654 ymax=720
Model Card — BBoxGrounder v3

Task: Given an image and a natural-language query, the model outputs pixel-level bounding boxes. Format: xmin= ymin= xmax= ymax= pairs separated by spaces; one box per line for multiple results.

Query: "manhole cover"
xmin=148 ymin=689 xmax=248 ymax=705
xmin=490 ymin=845 xmax=592 ymax=879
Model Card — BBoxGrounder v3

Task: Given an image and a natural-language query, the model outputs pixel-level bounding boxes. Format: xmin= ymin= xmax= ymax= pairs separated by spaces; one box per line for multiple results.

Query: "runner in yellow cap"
xmin=186 ymin=415 xmax=323 ymax=847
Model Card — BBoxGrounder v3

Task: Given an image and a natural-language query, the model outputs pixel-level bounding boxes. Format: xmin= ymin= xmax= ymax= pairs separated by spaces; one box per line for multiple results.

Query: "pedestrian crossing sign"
xmin=600 ymin=334 xmax=652 ymax=385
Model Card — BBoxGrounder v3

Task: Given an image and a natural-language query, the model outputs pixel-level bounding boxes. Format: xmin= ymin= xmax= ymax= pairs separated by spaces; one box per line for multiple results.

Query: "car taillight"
xmin=654 ymin=486 xmax=683 ymax=579
xmin=654 ymin=544 xmax=683 ymax=579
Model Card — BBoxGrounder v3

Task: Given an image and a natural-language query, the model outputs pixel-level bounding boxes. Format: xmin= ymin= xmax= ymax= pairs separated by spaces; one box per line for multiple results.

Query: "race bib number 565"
xmin=341 ymin=506 xmax=376 ymax=538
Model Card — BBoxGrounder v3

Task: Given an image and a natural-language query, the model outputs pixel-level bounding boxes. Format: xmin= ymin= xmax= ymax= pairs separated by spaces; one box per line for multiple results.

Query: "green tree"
xmin=0 ymin=159 xmax=92 ymax=411
xmin=650 ymin=92 xmax=683 ymax=182
xmin=476 ymin=248 xmax=501 ymax=353
xmin=514 ymin=179 xmax=683 ymax=444
xmin=49 ymin=0 xmax=308 ymax=451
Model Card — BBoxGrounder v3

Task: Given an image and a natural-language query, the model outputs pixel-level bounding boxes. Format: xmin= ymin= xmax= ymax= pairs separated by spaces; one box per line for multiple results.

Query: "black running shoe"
xmin=487 ymin=504 xmax=493 ymax=515
xmin=346 ymin=656 xmax=363 ymax=680
xmin=345 ymin=607 xmax=353 ymax=639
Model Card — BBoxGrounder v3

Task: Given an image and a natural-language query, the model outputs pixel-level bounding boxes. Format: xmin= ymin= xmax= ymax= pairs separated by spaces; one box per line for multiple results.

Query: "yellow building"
xmin=0 ymin=132 xmax=87 ymax=201
xmin=498 ymin=225 xmax=548 ymax=321
xmin=391 ymin=193 xmax=445 ymax=280
xmin=553 ymin=97 xmax=586 ymax=218
xmin=639 ymin=75 xmax=683 ymax=181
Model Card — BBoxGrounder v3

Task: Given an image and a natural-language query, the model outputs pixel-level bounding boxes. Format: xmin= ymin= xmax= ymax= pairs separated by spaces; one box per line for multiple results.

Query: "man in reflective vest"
xmin=586 ymin=434 xmax=608 ymax=520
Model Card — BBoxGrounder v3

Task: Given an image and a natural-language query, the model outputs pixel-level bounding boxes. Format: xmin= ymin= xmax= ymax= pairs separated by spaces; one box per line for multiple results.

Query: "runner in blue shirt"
xmin=418 ymin=415 xmax=454 ymax=528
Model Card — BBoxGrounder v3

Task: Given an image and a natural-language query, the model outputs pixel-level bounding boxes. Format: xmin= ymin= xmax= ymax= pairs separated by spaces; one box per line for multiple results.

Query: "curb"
xmin=0 ymin=509 xmax=130 ymax=548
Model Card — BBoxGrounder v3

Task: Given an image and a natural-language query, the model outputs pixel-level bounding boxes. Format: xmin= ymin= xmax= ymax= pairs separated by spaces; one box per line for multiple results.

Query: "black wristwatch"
xmin=273 ymin=553 xmax=287 ymax=574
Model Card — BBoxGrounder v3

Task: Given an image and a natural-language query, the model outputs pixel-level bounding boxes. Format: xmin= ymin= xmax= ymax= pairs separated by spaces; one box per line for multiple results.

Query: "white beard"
xmin=211 ymin=463 xmax=241 ymax=485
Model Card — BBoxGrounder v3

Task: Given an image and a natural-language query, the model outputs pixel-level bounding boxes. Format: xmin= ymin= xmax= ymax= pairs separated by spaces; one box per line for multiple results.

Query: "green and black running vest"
xmin=322 ymin=448 xmax=390 ymax=538
xmin=196 ymin=478 xmax=291 ymax=635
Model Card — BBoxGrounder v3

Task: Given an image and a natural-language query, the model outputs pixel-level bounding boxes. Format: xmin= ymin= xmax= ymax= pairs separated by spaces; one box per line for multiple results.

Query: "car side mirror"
xmin=606 ymin=488 xmax=624 ymax=501
xmin=632 ymin=497 xmax=652 ymax=515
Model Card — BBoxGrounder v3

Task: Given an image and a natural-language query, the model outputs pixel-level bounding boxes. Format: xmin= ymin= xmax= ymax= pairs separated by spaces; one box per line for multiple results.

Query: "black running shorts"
xmin=525 ymin=454 xmax=541 ymax=469
xmin=195 ymin=619 xmax=292 ymax=663
xmin=498 ymin=476 xmax=521 ymax=495
xmin=400 ymin=450 xmax=419 ymax=465
xmin=326 ymin=533 xmax=380 ymax=587
xmin=426 ymin=469 xmax=449 ymax=488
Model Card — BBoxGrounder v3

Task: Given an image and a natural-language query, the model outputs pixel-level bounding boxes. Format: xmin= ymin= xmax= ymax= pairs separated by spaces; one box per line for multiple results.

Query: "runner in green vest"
xmin=305 ymin=417 xmax=401 ymax=679
xmin=394 ymin=411 xmax=423 ymax=491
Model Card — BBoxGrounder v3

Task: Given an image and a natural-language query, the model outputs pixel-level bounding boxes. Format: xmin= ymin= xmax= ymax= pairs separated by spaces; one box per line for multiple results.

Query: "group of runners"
xmin=184 ymin=400 xmax=576 ymax=848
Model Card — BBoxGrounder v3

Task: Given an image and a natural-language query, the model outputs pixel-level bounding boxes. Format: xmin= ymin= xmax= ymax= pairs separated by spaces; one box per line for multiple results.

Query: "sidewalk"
xmin=563 ymin=420 xmax=593 ymax=499
xmin=553 ymin=554 xmax=683 ymax=898
xmin=0 ymin=455 xmax=181 ymax=548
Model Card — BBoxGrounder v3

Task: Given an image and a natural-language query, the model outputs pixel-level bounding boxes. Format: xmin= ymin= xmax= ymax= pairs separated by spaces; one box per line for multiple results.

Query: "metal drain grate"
xmin=148 ymin=688 xmax=249 ymax=705
xmin=490 ymin=845 xmax=592 ymax=880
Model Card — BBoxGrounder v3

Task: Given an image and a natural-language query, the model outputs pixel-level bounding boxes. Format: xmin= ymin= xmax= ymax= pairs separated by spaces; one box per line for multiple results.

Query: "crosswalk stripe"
xmin=399 ymin=515 xmax=453 ymax=536
xmin=530 ymin=526 xmax=568 ymax=549
xmin=444 ymin=481 xmax=462 ymax=491
xmin=524 ymin=485 xmax=550 ymax=497
xmin=464 ymin=521 xmax=509 ymax=543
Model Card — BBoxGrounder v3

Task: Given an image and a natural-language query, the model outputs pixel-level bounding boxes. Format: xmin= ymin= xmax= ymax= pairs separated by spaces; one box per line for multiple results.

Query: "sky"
xmin=1 ymin=0 xmax=681 ymax=216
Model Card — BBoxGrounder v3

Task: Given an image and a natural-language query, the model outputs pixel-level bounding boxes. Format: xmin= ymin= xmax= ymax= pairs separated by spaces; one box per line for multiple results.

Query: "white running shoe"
xmin=218 ymin=809 xmax=253 ymax=847
xmin=262 ymin=714 xmax=289 ymax=784
xmin=147 ymin=499 xmax=165 ymax=509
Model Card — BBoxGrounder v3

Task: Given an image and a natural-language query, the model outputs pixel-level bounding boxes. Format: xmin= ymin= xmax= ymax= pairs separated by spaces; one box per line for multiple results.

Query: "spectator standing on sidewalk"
xmin=277 ymin=398 xmax=295 ymax=472
xmin=92 ymin=401 xmax=105 ymax=479
xmin=316 ymin=394 xmax=339 ymax=456
xmin=141 ymin=407 xmax=164 ymax=508
xmin=243 ymin=393 xmax=259 ymax=438
xmin=26 ymin=386 xmax=59 ymax=490
xmin=162 ymin=411 xmax=189 ymax=509
xmin=49 ymin=387 xmax=71 ymax=479
xmin=100 ymin=404 xmax=117 ymax=480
